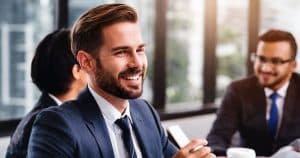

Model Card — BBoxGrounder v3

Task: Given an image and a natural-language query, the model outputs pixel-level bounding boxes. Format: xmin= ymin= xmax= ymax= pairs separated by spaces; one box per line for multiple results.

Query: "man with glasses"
xmin=207 ymin=29 xmax=300 ymax=157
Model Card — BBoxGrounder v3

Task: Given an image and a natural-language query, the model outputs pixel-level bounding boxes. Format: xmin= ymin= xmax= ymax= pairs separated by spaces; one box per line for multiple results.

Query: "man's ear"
xmin=292 ymin=60 xmax=297 ymax=70
xmin=289 ymin=60 xmax=298 ymax=73
xmin=77 ymin=50 xmax=95 ymax=73
xmin=72 ymin=64 xmax=81 ymax=80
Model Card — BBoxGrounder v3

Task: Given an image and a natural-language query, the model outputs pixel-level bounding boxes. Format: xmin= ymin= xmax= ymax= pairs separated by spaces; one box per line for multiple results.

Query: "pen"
xmin=189 ymin=145 xmax=204 ymax=153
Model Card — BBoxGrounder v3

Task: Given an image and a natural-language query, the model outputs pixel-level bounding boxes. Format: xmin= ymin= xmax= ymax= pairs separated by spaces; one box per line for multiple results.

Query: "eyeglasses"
xmin=251 ymin=54 xmax=294 ymax=66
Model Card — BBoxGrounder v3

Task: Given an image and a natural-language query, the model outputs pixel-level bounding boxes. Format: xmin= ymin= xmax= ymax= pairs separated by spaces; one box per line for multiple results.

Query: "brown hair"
xmin=71 ymin=3 xmax=138 ymax=57
xmin=259 ymin=29 xmax=298 ymax=59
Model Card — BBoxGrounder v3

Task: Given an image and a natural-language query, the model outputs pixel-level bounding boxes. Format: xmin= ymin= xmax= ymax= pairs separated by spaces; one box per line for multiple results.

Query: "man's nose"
xmin=128 ymin=52 xmax=143 ymax=68
xmin=260 ymin=61 xmax=274 ymax=72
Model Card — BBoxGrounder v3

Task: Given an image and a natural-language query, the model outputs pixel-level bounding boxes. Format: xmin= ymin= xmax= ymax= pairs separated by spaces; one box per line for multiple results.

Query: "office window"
xmin=216 ymin=0 xmax=248 ymax=102
xmin=166 ymin=0 xmax=204 ymax=111
xmin=129 ymin=0 xmax=155 ymax=101
xmin=260 ymin=0 xmax=300 ymax=72
xmin=69 ymin=0 xmax=155 ymax=101
xmin=0 ymin=0 xmax=55 ymax=120
xmin=69 ymin=0 xmax=105 ymax=26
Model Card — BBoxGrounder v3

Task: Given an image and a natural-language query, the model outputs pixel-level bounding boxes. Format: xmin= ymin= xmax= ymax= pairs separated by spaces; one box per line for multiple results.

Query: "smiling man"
xmin=207 ymin=29 xmax=300 ymax=157
xmin=27 ymin=3 xmax=215 ymax=158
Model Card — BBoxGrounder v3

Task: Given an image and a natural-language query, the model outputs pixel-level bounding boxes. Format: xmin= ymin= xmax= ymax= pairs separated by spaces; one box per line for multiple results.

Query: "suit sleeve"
xmin=144 ymin=100 xmax=178 ymax=157
xmin=27 ymin=108 xmax=76 ymax=158
xmin=207 ymin=83 xmax=242 ymax=156
xmin=6 ymin=111 xmax=38 ymax=158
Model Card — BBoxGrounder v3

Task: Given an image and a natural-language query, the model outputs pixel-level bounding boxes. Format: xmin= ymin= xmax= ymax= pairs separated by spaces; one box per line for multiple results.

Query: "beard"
xmin=94 ymin=59 xmax=144 ymax=99
xmin=256 ymin=70 xmax=290 ymax=90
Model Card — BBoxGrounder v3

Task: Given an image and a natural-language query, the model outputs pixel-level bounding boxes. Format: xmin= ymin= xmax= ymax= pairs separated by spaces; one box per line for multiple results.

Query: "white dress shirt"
xmin=48 ymin=93 xmax=63 ymax=105
xmin=264 ymin=81 xmax=289 ymax=136
xmin=88 ymin=85 xmax=143 ymax=158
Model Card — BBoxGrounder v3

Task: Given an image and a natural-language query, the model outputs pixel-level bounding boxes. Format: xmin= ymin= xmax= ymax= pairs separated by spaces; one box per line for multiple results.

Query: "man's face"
xmin=254 ymin=41 xmax=296 ymax=90
xmin=93 ymin=22 xmax=147 ymax=99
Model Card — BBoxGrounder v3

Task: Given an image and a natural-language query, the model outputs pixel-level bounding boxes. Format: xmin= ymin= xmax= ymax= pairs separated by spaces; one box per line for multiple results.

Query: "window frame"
xmin=0 ymin=0 xmax=260 ymax=136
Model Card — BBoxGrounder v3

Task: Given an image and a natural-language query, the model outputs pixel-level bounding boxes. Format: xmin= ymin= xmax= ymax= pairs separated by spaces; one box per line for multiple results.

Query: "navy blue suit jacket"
xmin=6 ymin=93 xmax=57 ymax=158
xmin=27 ymin=88 xmax=177 ymax=158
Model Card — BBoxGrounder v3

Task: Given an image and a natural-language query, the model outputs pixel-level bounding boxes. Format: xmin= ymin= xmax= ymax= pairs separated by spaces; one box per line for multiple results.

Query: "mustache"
xmin=258 ymin=70 xmax=276 ymax=76
xmin=119 ymin=67 xmax=144 ymax=77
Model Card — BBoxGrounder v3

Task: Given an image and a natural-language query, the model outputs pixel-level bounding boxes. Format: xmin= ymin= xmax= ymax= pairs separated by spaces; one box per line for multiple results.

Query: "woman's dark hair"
xmin=31 ymin=29 xmax=78 ymax=96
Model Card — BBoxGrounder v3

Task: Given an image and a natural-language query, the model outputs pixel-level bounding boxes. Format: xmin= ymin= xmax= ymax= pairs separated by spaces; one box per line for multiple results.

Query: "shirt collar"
xmin=264 ymin=81 xmax=290 ymax=98
xmin=87 ymin=84 xmax=131 ymax=123
xmin=48 ymin=93 xmax=63 ymax=105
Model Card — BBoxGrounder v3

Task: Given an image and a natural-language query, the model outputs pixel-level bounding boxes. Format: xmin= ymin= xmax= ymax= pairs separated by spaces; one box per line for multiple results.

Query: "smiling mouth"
xmin=123 ymin=74 xmax=142 ymax=80
xmin=120 ymin=74 xmax=144 ymax=90
xmin=119 ymin=68 xmax=144 ymax=81
xmin=261 ymin=72 xmax=276 ymax=77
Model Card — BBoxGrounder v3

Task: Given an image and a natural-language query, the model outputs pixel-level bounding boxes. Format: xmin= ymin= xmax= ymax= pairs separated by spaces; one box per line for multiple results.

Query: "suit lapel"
xmin=278 ymin=74 xmax=297 ymax=138
xmin=129 ymin=100 xmax=159 ymax=158
xmin=249 ymin=79 xmax=269 ymax=133
xmin=76 ymin=88 xmax=114 ymax=158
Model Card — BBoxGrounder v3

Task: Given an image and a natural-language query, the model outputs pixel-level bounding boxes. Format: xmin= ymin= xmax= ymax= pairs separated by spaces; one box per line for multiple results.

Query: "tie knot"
xmin=115 ymin=116 xmax=131 ymax=132
xmin=270 ymin=92 xmax=279 ymax=101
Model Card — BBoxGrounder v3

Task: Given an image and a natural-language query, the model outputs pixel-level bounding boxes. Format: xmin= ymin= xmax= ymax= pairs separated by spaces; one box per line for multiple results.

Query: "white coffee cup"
xmin=226 ymin=147 xmax=256 ymax=158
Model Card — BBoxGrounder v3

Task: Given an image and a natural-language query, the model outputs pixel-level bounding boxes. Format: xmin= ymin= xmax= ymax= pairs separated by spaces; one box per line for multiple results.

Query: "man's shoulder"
xmin=36 ymin=100 xmax=80 ymax=123
xmin=31 ymin=93 xmax=57 ymax=111
xmin=6 ymin=94 xmax=59 ymax=157
xmin=129 ymin=99 xmax=152 ymax=110
xmin=129 ymin=99 xmax=157 ymax=116
xmin=229 ymin=75 xmax=258 ymax=89
xmin=129 ymin=98 xmax=149 ymax=105
xmin=291 ymin=73 xmax=300 ymax=84
xmin=231 ymin=75 xmax=256 ymax=84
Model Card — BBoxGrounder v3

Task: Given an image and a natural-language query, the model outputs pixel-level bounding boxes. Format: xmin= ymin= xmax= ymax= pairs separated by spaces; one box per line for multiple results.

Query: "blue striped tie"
xmin=268 ymin=92 xmax=279 ymax=138
xmin=115 ymin=116 xmax=137 ymax=158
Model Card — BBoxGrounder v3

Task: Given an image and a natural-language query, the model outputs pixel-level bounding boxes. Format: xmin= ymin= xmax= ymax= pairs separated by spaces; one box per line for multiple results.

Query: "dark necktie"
xmin=115 ymin=116 xmax=137 ymax=158
xmin=268 ymin=92 xmax=279 ymax=138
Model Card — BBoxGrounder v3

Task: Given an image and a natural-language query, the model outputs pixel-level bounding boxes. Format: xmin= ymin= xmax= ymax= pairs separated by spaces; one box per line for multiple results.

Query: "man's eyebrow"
xmin=138 ymin=44 xmax=146 ymax=48
xmin=111 ymin=44 xmax=146 ymax=51
xmin=111 ymin=46 xmax=130 ymax=51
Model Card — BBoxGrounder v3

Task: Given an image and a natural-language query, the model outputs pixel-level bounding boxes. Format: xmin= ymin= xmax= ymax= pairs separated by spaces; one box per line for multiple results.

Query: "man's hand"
xmin=173 ymin=139 xmax=216 ymax=158
xmin=271 ymin=139 xmax=300 ymax=158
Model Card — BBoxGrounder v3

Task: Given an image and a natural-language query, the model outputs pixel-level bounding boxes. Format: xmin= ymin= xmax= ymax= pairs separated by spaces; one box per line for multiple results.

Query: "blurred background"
xmin=1 ymin=0 xmax=300 ymax=156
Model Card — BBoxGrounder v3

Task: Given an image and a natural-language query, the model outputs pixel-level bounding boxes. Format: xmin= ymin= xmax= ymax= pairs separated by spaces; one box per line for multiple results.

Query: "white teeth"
xmin=124 ymin=75 xmax=140 ymax=80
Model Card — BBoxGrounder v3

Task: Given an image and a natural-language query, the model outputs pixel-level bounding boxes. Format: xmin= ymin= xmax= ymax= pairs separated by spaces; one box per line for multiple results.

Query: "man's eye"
xmin=258 ymin=56 xmax=267 ymax=62
xmin=136 ymin=48 xmax=145 ymax=54
xmin=118 ymin=50 xmax=126 ymax=54
xmin=115 ymin=50 xmax=127 ymax=56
